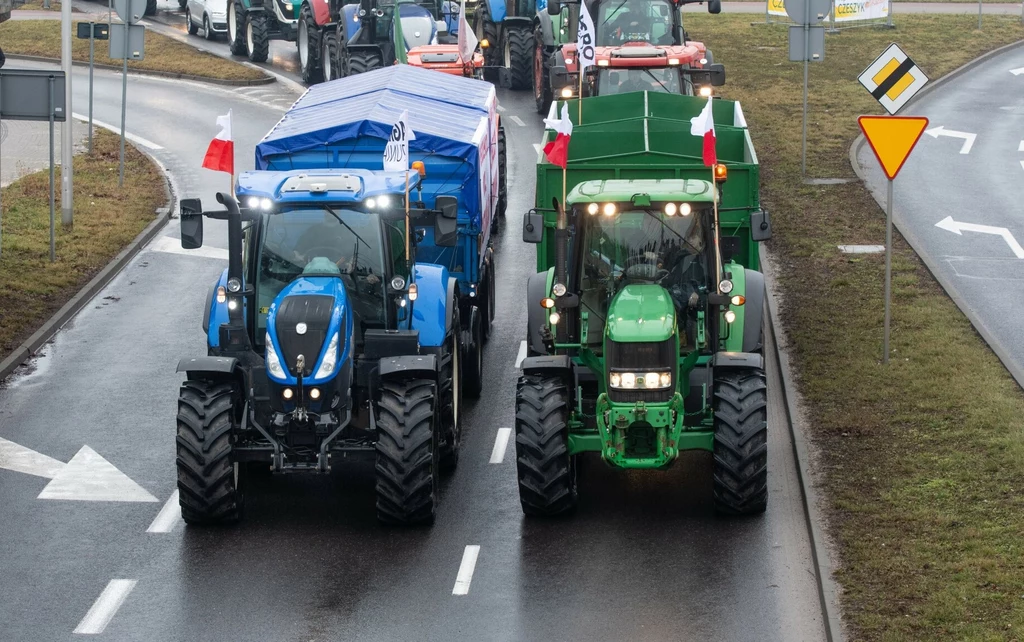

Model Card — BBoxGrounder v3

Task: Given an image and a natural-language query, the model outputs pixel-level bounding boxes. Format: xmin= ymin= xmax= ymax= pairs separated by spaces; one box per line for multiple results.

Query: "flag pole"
xmin=405 ymin=169 xmax=412 ymax=273
xmin=713 ymin=166 xmax=723 ymax=294
xmin=577 ymin=70 xmax=583 ymax=123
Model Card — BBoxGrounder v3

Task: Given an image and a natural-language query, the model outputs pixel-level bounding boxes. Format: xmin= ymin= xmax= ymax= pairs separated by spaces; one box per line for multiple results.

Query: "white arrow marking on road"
xmin=515 ymin=340 xmax=527 ymax=368
xmin=935 ymin=216 xmax=1024 ymax=259
xmin=1010 ymin=67 xmax=1024 ymax=76
xmin=1018 ymin=140 xmax=1024 ymax=152
xmin=924 ymin=126 xmax=976 ymax=154
xmin=38 ymin=446 xmax=158 ymax=502
xmin=452 ymin=545 xmax=481 ymax=595
xmin=146 ymin=490 xmax=183 ymax=533
xmin=0 ymin=437 xmax=67 ymax=478
xmin=489 ymin=428 xmax=512 ymax=464
xmin=74 ymin=579 xmax=137 ymax=635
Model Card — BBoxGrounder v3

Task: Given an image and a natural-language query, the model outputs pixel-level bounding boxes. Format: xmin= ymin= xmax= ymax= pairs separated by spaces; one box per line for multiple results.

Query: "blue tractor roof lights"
xmin=236 ymin=169 xmax=421 ymax=207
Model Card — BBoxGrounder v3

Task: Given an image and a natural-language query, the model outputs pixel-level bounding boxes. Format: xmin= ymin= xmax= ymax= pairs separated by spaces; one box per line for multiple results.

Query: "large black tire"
xmin=298 ymin=3 xmax=322 ymax=84
xmin=375 ymin=378 xmax=440 ymax=525
xmin=348 ymin=48 xmax=383 ymax=74
xmin=145 ymin=0 xmax=157 ymax=16
xmin=227 ymin=1 xmax=247 ymax=56
xmin=712 ymin=368 xmax=769 ymax=515
xmin=515 ymin=375 xmax=577 ymax=516
xmin=461 ymin=306 xmax=484 ymax=398
xmin=533 ymin=26 xmax=552 ymax=114
xmin=480 ymin=254 xmax=495 ymax=342
xmin=474 ymin=0 xmax=500 ymax=81
xmin=186 ymin=7 xmax=199 ymax=34
xmin=245 ymin=12 xmax=270 ymax=62
xmin=178 ymin=0 xmax=187 ymax=7
xmin=321 ymin=30 xmax=340 ymax=81
xmin=333 ymin=27 xmax=352 ymax=78
xmin=503 ymin=24 xmax=533 ymax=90
xmin=439 ymin=306 xmax=463 ymax=471
xmin=176 ymin=379 xmax=244 ymax=525
xmin=497 ymin=125 xmax=507 ymax=219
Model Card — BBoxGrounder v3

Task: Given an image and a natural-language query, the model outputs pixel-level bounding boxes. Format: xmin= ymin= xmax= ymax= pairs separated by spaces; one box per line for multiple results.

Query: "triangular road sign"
xmin=37 ymin=446 xmax=158 ymax=502
xmin=858 ymin=115 xmax=929 ymax=180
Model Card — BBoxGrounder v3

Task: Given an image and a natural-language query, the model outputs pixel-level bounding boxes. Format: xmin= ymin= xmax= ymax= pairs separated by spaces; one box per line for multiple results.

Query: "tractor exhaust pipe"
xmin=216 ymin=192 xmax=245 ymax=322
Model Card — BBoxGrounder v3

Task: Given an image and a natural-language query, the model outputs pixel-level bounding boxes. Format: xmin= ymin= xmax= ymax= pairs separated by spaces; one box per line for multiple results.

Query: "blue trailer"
xmin=252 ymin=64 xmax=504 ymax=396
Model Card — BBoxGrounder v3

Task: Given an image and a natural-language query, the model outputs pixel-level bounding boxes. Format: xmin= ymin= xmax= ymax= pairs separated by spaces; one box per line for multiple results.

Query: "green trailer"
xmin=517 ymin=91 xmax=773 ymax=516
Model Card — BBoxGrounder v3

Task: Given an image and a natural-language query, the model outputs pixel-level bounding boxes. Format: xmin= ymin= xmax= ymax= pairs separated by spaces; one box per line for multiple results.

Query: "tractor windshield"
xmin=596 ymin=0 xmax=676 ymax=45
xmin=254 ymin=207 xmax=390 ymax=336
xmin=378 ymin=0 xmax=444 ymax=46
xmin=596 ymin=67 xmax=680 ymax=94
xmin=578 ymin=208 xmax=709 ymax=334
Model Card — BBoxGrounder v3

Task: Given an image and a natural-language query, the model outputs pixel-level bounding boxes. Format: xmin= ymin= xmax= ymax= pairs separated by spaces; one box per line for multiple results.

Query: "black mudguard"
xmin=379 ymin=354 xmax=438 ymax=381
xmin=713 ymin=352 xmax=764 ymax=371
xmin=525 ymin=271 xmax=550 ymax=356
xmin=177 ymin=356 xmax=239 ymax=376
xmin=742 ymin=269 xmax=766 ymax=353
xmin=521 ymin=354 xmax=571 ymax=377
xmin=536 ymin=13 xmax=554 ymax=46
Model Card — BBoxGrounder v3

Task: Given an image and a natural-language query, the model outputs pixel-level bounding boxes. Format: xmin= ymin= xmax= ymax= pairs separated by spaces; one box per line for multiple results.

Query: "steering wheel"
xmin=620 ymin=253 xmax=668 ymax=282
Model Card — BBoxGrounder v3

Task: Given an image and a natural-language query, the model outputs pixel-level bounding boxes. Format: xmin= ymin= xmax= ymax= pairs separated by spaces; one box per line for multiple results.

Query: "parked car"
xmin=186 ymin=0 xmax=228 ymax=39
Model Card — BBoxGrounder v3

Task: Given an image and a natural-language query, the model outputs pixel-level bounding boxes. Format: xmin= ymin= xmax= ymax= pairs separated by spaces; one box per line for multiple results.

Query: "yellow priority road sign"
xmin=858 ymin=43 xmax=929 ymax=115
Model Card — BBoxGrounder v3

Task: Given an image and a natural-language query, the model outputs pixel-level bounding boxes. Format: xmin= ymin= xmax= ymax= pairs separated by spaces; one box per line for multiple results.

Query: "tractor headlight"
xmin=391 ymin=275 xmax=406 ymax=291
xmin=552 ymin=282 xmax=566 ymax=297
xmin=620 ymin=372 xmax=636 ymax=388
xmin=719 ymin=279 xmax=734 ymax=294
xmin=377 ymin=195 xmax=390 ymax=208
xmin=226 ymin=277 xmax=242 ymax=293
xmin=246 ymin=197 xmax=260 ymax=209
xmin=609 ymin=371 xmax=671 ymax=389
xmin=266 ymin=332 xmax=286 ymax=379
xmin=260 ymin=198 xmax=273 ymax=211
xmin=314 ymin=332 xmax=340 ymax=379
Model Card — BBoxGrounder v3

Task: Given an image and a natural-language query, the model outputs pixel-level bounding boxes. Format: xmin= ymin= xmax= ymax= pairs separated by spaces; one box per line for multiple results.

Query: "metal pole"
xmin=978 ymin=0 xmax=983 ymax=29
xmin=883 ymin=178 xmax=893 ymax=364
xmin=119 ymin=23 xmax=129 ymax=188
xmin=800 ymin=20 xmax=809 ymax=176
xmin=61 ymin=0 xmax=73 ymax=228
xmin=887 ymin=0 xmax=893 ymax=27
xmin=0 ymin=73 xmax=4 ymax=260
xmin=49 ymin=76 xmax=56 ymax=262
xmin=89 ymin=26 xmax=95 ymax=153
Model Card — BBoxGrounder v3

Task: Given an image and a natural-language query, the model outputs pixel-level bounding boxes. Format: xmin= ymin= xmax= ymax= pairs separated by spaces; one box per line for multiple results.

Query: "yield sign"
xmin=858 ymin=115 xmax=929 ymax=180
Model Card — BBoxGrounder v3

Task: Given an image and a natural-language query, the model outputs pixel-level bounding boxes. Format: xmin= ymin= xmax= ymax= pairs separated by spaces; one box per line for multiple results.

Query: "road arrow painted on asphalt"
xmin=0 ymin=438 xmax=158 ymax=502
xmin=1010 ymin=67 xmax=1024 ymax=76
xmin=924 ymin=126 xmax=976 ymax=154
xmin=935 ymin=217 xmax=1024 ymax=259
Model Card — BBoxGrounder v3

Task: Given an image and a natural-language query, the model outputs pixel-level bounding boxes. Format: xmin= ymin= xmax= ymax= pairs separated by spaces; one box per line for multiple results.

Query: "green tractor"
xmin=517 ymin=90 xmax=772 ymax=516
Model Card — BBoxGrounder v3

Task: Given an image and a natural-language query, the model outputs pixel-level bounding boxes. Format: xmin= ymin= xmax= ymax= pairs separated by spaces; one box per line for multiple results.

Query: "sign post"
xmin=110 ymin=0 xmax=146 ymax=187
xmin=77 ymin=22 xmax=109 ymax=154
xmin=857 ymin=43 xmax=930 ymax=363
xmin=786 ymin=0 xmax=829 ymax=176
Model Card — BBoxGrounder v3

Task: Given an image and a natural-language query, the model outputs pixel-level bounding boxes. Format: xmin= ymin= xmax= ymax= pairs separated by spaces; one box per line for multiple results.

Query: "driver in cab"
xmin=293 ymin=212 xmax=381 ymax=287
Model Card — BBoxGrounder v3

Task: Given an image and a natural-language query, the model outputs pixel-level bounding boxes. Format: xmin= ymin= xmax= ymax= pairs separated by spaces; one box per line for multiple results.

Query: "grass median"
xmin=0 ymin=129 xmax=166 ymax=358
xmin=683 ymin=12 xmax=1024 ymax=641
xmin=0 ymin=19 xmax=266 ymax=82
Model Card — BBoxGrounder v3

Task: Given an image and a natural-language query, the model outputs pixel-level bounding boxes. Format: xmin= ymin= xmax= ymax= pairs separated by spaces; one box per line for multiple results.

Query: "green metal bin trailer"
xmin=517 ymin=90 xmax=773 ymax=516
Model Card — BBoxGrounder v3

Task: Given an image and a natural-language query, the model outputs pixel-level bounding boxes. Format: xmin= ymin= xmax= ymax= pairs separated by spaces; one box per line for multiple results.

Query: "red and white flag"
xmin=457 ymin=0 xmax=478 ymax=64
xmin=202 ymin=110 xmax=234 ymax=175
xmin=689 ymin=96 xmax=716 ymax=166
xmin=542 ymin=102 xmax=573 ymax=169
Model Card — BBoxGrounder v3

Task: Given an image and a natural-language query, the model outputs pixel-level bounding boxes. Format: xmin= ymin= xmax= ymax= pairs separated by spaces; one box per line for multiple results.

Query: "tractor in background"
xmin=517 ymin=90 xmax=770 ymax=517
xmin=226 ymin=0 xmax=298 ymax=63
xmin=175 ymin=169 xmax=464 ymax=526
xmin=472 ymin=0 xmax=542 ymax=90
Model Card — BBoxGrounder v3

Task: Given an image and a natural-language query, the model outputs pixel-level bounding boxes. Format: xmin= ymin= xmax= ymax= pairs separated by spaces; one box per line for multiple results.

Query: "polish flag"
xmin=689 ymin=96 xmax=716 ymax=167
xmin=202 ymin=110 xmax=234 ymax=175
xmin=542 ymin=102 xmax=573 ymax=169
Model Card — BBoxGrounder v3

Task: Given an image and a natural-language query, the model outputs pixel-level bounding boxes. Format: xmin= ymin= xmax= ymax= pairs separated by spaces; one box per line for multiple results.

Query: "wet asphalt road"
xmin=856 ymin=44 xmax=1024 ymax=387
xmin=0 ymin=57 xmax=825 ymax=640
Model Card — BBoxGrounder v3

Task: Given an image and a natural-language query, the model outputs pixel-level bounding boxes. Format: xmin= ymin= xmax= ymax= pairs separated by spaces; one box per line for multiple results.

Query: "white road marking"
xmin=74 ymin=579 xmax=137 ymax=635
xmin=497 ymin=104 xmax=506 ymax=112
xmin=837 ymin=244 xmax=885 ymax=254
xmin=0 ymin=437 xmax=66 ymax=478
xmin=148 ymin=235 xmax=229 ymax=261
xmin=1018 ymin=140 xmax=1024 ymax=152
xmin=514 ymin=340 xmax=527 ymax=368
xmin=71 ymin=113 xmax=163 ymax=150
xmin=452 ymin=545 xmax=481 ymax=596
xmin=935 ymin=216 xmax=1024 ymax=259
xmin=1019 ymin=160 xmax=1024 ymax=171
xmin=533 ymin=143 xmax=542 ymax=154
xmin=489 ymin=428 xmax=512 ymax=464
xmin=38 ymin=446 xmax=159 ymax=502
xmin=510 ymin=115 xmax=526 ymax=127
xmin=146 ymin=490 xmax=183 ymax=533
xmin=1010 ymin=66 xmax=1024 ymax=76
xmin=923 ymin=126 xmax=976 ymax=155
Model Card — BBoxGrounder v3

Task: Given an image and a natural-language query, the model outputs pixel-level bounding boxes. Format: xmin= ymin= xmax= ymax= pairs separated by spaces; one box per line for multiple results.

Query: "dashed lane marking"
xmin=146 ymin=490 xmax=182 ymax=534
xmin=74 ymin=579 xmax=137 ymax=635
xmin=489 ymin=428 xmax=512 ymax=464
xmin=1018 ymin=140 xmax=1024 ymax=152
xmin=452 ymin=545 xmax=480 ymax=596
xmin=148 ymin=235 xmax=229 ymax=261
xmin=510 ymin=115 xmax=526 ymax=127
xmin=533 ymin=143 xmax=542 ymax=155
xmin=497 ymin=105 xmax=506 ymax=112
xmin=514 ymin=340 xmax=527 ymax=369
xmin=71 ymin=114 xmax=163 ymax=150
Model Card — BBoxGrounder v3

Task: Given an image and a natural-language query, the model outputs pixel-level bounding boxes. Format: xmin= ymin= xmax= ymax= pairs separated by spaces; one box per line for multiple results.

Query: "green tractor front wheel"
xmin=712 ymin=367 xmax=768 ymax=515
xmin=515 ymin=374 xmax=578 ymax=517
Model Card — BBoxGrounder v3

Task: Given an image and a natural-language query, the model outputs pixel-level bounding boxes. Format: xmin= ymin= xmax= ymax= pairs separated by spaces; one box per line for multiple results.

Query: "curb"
xmin=4 ymin=53 xmax=275 ymax=87
xmin=0 ymin=145 xmax=175 ymax=385
xmin=849 ymin=38 xmax=1024 ymax=391
xmin=762 ymin=254 xmax=845 ymax=642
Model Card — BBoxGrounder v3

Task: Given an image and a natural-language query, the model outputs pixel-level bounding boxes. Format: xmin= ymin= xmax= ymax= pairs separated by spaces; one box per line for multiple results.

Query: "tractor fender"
xmin=348 ymin=41 xmax=384 ymax=57
xmin=176 ymin=356 xmax=240 ymax=377
xmin=378 ymin=354 xmax=438 ymax=381
xmin=525 ymin=270 xmax=550 ymax=356
xmin=482 ymin=0 xmax=506 ymax=22
xmin=340 ymin=3 xmax=359 ymax=41
xmin=521 ymin=354 xmax=571 ymax=376
xmin=410 ymin=263 xmax=451 ymax=348
xmin=535 ymin=12 xmax=554 ymax=46
xmin=201 ymin=278 xmax=218 ymax=335
xmin=713 ymin=352 xmax=764 ymax=371
xmin=445 ymin=276 xmax=459 ymax=334
xmin=742 ymin=269 xmax=766 ymax=353
xmin=503 ymin=15 xmax=533 ymax=29
xmin=206 ymin=268 xmax=229 ymax=349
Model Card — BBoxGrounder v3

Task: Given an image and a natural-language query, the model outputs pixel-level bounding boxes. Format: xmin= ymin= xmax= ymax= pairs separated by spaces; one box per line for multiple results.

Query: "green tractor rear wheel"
xmin=515 ymin=374 xmax=577 ymax=516
xmin=712 ymin=367 xmax=768 ymax=515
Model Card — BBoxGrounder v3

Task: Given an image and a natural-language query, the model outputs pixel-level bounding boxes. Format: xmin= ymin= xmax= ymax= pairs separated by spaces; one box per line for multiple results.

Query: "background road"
xmin=856 ymin=44 xmax=1024 ymax=386
xmin=0 ymin=60 xmax=825 ymax=640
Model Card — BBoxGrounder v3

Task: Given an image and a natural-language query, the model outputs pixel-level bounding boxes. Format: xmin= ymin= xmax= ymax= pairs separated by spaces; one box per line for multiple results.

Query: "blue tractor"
xmin=174 ymin=168 xmax=464 ymax=526
xmin=473 ymin=0 xmax=545 ymax=89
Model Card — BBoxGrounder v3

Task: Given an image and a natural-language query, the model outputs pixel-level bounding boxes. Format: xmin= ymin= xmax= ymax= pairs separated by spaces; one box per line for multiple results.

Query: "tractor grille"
xmin=606 ymin=338 xmax=675 ymax=404
xmin=275 ymin=295 xmax=334 ymax=377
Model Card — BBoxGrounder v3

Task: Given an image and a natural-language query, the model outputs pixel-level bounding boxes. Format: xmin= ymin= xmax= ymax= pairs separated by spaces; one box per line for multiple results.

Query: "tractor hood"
xmin=266 ymin=276 xmax=351 ymax=384
xmin=397 ymin=5 xmax=438 ymax=48
xmin=605 ymin=284 xmax=676 ymax=343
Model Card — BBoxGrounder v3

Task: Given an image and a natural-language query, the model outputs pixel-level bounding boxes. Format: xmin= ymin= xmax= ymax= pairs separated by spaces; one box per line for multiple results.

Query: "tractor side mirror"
xmin=180 ymin=198 xmax=204 ymax=249
xmin=433 ymin=215 xmax=458 ymax=247
xmin=436 ymin=195 xmax=458 ymax=220
xmin=708 ymin=0 xmax=722 ymax=13
xmin=523 ymin=210 xmax=544 ymax=244
xmin=547 ymin=0 xmax=561 ymax=15
xmin=708 ymin=63 xmax=725 ymax=86
xmin=750 ymin=209 xmax=772 ymax=242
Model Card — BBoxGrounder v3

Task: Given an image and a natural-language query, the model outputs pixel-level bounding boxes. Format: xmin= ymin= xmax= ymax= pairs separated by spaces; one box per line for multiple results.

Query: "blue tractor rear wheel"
xmin=375 ymin=378 xmax=440 ymax=525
